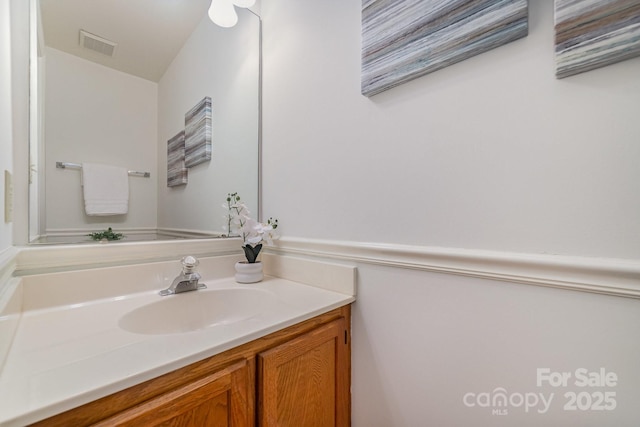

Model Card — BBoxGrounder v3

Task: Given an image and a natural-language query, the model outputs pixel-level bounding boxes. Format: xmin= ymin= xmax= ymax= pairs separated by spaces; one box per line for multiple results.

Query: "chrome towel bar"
xmin=56 ymin=161 xmax=150 ymax=178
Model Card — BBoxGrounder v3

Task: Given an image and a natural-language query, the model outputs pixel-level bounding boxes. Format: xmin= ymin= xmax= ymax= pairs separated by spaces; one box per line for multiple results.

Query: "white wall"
xmin=261 ymin=1 xmax=640 ymax=426
xmin=3 ymin=0 xmax=29 ymax=249
xmin=43 ymin=47 xmax=158 ymax=234
xmin=0 ymin=0 xmax=13 ymax=253
xmin=262 ymin=0 xmax=640 ymax=261
xmin=352 ymin=265 xmax=640 ymax=427
xmin=10 ymin=0 xmax=32 ymax=246
xmin=29 ymin=0 xmax=46 ymax=240
xmin=157 ymin=10 xmax=259 ymax=235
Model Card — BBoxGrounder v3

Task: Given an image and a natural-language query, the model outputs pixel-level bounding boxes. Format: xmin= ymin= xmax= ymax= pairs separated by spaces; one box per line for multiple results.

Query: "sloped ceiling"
xmin=39 ymin=0 xmax=211 ymax=82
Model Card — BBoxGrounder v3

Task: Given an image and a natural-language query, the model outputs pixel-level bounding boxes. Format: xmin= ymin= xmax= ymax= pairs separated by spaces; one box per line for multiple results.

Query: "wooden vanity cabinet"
xmin=258 ymin=318 xmax=349 ymax=427
xmin=30 ymin=305 xmax=351 ymax=427
xmin=92 ymin=360 xmax=251 ymax=427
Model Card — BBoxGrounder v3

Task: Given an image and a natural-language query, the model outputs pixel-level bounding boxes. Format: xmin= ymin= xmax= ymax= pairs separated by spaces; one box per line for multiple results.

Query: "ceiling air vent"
xmin=79 ymin=30 xmax=117 ymax=57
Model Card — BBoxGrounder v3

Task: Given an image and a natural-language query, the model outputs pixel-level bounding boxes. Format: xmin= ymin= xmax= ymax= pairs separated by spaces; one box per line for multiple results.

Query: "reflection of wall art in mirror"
xmin=361 ymin=0 xmax=529 ymax=97
xmin=167 ymin=130 xmax=188 ymax=187
xmin=185 ymin=96 xmax=212 ymax=167
xmin=555 ymin=0 xmax=640 ymax=79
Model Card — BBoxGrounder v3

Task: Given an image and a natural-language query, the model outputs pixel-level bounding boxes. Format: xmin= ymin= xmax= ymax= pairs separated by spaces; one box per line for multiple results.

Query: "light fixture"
xmin=208 ymin=0 xmax=237 ymax=28
xmin=208 ymin=0 xmax=256 ymax=28
xmin=231 ymin=0 xmax=255 ymax=7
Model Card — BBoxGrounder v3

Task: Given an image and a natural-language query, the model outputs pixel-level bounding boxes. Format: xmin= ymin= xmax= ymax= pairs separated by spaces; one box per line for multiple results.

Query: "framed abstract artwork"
xmin=185 ymin=96 xmax=212 ymax=168
xmin=555 ymin=0 xmax=640 ymax=78
xmin=167 ymin=130 xmax=187 ymax=187
xmin=361 ymin=0 xmax=529 ymax=96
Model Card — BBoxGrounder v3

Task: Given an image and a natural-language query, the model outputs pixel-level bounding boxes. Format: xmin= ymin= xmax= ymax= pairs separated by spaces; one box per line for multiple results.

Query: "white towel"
xmin=82 ymin=163 xmax=129 ymax=216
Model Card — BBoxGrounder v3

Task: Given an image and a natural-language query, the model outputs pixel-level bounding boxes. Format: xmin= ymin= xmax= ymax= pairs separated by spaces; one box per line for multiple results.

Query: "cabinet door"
xmin=258 ymin=318 xmax=350 ymax=427
xmin=93 ymin=359 xmax=251 ymax=427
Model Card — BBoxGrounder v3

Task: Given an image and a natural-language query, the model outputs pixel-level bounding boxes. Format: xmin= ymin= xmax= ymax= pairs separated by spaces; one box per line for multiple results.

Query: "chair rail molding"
xmin=267 ymin=237 xmax=640 ymax=299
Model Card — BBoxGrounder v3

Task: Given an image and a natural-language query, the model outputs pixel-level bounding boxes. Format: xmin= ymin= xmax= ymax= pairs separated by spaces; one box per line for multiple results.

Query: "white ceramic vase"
xmin=235 ymin=261 xmax=263 ymax=283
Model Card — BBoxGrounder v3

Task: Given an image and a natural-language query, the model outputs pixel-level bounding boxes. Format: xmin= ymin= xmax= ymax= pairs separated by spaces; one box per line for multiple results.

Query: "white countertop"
xmin=0 ymin=255 xmax=355 ymax=426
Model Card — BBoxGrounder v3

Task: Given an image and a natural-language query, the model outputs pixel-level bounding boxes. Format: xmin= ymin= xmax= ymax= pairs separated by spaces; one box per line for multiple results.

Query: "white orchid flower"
xmin=223 ymin=193 xmax=280 ymax=262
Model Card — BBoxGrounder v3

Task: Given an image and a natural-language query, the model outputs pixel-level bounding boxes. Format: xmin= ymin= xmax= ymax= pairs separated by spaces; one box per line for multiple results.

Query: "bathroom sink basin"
xmin=119 ymin=288 xmax=276 ymax=335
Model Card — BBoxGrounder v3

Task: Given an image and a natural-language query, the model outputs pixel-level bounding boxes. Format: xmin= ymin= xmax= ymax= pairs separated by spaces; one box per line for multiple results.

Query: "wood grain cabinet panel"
xmin=93 ymin=359 xmax=250 ymax=427
xmin=258 ymin=318 xmax=350 ymax=427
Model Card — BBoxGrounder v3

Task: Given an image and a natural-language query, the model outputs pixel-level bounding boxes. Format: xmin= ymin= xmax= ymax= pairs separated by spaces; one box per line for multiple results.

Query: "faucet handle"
xmin=181 ymin=255 xmax=199 ymax=273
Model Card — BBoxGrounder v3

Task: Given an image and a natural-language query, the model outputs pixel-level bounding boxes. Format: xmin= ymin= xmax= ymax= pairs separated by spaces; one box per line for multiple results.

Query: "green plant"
xmin=87 ymin=227 xmax=124 ymax=241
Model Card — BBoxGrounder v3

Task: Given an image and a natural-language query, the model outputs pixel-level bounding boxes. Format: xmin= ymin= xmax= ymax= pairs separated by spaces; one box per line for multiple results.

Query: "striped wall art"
xmin=185 ymin=96 xmax=213 ymax=168
xmin=167 ymin=130 xmax=187 ymax=187
xmin=555 ymin=0 xmax=640 ymax=78
xmin=361 ymin=0 xmax=529 ymax=97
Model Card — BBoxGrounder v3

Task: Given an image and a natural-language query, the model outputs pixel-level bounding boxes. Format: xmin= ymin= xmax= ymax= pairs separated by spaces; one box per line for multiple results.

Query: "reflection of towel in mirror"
xmin=82 ymin=163 xmax=129 ymax=216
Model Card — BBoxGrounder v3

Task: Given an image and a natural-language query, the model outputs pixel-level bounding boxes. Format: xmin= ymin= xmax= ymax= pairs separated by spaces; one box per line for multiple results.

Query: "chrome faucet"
xmin=159 ymin=256 xmax=207 ymax=296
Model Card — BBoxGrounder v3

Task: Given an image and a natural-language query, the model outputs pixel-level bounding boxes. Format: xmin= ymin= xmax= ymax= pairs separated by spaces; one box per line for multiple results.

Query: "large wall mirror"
xmin=29 ymin=0 xmax=260 ymax=244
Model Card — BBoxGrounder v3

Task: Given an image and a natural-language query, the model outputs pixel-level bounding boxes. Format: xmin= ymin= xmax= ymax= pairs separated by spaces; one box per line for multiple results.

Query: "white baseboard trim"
xmin=267 ymin=238 xmax=640 ymax=299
